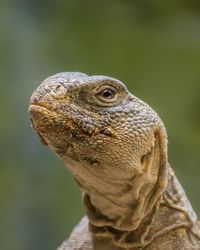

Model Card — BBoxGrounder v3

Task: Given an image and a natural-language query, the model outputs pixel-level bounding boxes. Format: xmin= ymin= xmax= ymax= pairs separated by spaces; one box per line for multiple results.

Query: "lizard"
xmin=28 ymin=72 xmax=200 ymax=249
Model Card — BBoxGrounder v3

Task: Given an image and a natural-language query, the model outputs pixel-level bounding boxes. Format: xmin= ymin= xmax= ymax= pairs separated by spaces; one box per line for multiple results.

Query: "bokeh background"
xmin=0 ymin=1 xmax=200 ymax=250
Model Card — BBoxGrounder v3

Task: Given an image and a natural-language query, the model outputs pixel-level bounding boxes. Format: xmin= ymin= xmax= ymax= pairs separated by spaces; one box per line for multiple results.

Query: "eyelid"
xmin=95 ymin=85 xmax=118 ymax=103
xmin=95 ymin=85 xmax=117 ymax=95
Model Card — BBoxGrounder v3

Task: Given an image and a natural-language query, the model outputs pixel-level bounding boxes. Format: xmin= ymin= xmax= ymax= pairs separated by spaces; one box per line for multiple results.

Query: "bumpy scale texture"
xmin=29 ymin=72 xmax=200 ymax=249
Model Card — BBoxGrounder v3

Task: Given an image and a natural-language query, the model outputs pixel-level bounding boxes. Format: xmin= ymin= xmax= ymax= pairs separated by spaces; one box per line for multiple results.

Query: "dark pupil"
xmin=102 ymin=89 xmax=114 ymax=99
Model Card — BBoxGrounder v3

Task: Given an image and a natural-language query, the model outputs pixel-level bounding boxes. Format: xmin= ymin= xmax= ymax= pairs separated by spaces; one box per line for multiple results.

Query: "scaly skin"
xmin=28 ymin=72 xmax=200 ymax=249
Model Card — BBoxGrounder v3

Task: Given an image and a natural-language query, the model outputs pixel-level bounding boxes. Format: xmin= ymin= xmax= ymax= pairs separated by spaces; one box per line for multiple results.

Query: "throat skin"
xmin=59 ymin=132 xmax=170 ymax=248
xmin=76 ymin=165 xmax=199 ymax=249
xmin=82 ymin=169 xmax=163 ymax=232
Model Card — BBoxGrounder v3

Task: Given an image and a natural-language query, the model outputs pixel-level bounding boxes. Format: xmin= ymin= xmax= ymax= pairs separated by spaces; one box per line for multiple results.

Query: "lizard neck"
xmin=83 ymin=175 xmax=163 ymax=232
xmin=84 ymin=192 xmax=161 ymax=249
xmin=80 ymin=162 xmax=168 ymax=249
xmin=82 ymin=164 xmax=199 ymax=249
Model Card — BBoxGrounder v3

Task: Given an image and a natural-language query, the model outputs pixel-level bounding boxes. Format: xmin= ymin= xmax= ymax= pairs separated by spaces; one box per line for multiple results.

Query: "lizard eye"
xmin=95 ymin=86 xmax=118 ymax=103
xmin=101 ymin=89 xmax=115 ymax=99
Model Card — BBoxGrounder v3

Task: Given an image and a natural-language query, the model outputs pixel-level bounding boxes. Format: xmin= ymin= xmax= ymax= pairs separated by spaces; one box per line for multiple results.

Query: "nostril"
xmin=50 ymin=82 xmax=66 ymax=98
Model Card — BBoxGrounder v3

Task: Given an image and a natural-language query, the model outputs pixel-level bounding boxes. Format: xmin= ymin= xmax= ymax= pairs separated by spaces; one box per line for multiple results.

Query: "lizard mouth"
xmin=28 ymin=103 xmax=67 ymax=146
xmin=29 ymin=104 xmax=57 ymax=130
xmin=29 ymin=103 xmax=116 ymax=139
xmin=28 ymin=104 xmax=54 ymax=145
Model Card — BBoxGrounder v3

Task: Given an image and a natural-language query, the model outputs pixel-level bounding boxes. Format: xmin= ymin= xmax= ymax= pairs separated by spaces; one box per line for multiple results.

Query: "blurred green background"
xmin=0 ymin=1 xmax=200 ymax=250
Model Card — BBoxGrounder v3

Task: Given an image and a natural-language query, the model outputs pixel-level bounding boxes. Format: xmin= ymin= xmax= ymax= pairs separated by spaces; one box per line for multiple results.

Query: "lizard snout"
xmin=50 ymin=82 xmax=67 ymax=98
xmin=30 ymin=81 xmax=68 ymax=105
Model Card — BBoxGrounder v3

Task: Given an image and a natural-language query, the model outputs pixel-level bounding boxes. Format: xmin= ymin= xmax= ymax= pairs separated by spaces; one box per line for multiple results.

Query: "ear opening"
xmin=144 ymin=128 xmax=168 ymax=216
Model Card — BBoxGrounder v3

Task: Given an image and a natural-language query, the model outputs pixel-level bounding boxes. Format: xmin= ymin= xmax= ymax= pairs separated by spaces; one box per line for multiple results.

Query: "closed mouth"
xmin=29 ymin=102 xmax=56 ymax=113
xmin=28 ymin=103 xmax=63 ymax=133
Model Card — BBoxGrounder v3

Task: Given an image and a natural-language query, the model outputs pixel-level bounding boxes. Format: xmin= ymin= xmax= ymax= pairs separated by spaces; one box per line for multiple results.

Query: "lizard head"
xmin=29 ymin=72 xmax=168 ymax=232
xmin=29 ymin=72 xmax=167 ymax=179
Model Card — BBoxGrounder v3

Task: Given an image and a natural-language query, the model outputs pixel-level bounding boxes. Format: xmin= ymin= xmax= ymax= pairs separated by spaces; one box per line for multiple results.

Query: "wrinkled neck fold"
xmin=81 ymin=133 xmax=168 ymax=248
xmin=82 ymin=166 xmax=167 ymax=248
